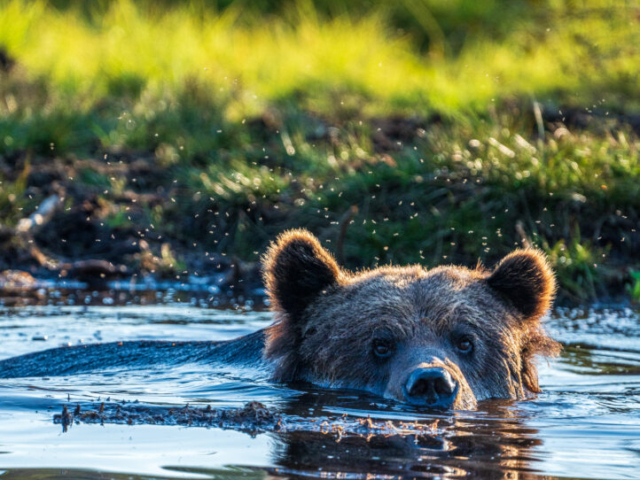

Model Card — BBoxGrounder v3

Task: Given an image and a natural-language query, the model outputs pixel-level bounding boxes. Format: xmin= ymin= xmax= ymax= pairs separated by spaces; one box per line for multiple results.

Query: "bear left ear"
xmin=486 ymin=249 xmax=556 ymax=320
xmin=263 ymin=229 xmax=341 ymax=319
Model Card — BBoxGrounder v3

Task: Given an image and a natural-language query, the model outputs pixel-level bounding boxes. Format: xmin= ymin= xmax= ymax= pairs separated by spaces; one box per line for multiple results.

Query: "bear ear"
xmin=263 ymin=229 xmax=341 ymax=318
xmin=486 ymin=249 xmax=556 ymax=320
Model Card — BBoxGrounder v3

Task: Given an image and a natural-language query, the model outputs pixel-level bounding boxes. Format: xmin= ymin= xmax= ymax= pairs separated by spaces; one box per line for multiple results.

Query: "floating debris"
xmin=54 ymin=401 xmax=280 ymax=433
xmin=53 ymin=401 xmax=441 ymax=440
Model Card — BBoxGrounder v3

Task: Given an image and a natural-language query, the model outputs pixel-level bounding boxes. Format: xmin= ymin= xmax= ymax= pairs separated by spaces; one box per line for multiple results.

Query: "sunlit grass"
xmin=1 ymin=0 xmax=638 ymax=122
xmin=1 ymin=0 xmax=640 ymax=300
xmin=0 ymin=0 xmax=638 ymax=157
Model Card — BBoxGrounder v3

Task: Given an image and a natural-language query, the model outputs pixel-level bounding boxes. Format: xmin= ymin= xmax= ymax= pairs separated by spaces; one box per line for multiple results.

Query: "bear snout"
xmin=403 ymin=367 xmax=459 ymax=409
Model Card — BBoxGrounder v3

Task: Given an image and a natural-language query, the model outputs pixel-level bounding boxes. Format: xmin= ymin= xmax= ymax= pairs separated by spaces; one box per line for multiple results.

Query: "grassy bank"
xmin=1 ymin=0 xmax=640 ymax=303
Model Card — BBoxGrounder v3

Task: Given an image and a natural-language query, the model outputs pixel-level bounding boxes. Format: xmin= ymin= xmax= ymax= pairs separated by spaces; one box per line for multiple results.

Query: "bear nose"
xmin=404 ymin=367 xmax=458 ymax=409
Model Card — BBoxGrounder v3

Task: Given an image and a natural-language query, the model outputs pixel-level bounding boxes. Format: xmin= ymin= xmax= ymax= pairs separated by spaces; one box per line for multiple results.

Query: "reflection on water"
xmin=0 ymin=300 xmax=639 ymax=480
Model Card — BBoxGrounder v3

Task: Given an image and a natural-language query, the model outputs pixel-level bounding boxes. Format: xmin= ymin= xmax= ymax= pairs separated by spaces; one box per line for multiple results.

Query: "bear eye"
xmin=372 ymin=339 xmax=394 ymax=358
xmin=456 ymin=335 xmax=474 ymax=354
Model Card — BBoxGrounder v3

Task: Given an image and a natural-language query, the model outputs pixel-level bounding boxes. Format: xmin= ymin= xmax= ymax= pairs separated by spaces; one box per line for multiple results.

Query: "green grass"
xmin=629 ymin=271 xmax=640 ymax=301
xmin=0 ymin=0 xmax=640 ymax=302
xmin=1 ymin=0 xmax=638 ymax=157
xmin=1 ymin=0 xmax=638 ymax=149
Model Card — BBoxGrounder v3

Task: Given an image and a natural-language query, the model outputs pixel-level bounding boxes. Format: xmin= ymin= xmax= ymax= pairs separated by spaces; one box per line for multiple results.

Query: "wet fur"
xmin=263 ymin=229 xmax=560 ymax=407
xmin=0 ymin=229 xmax=559 ymax=411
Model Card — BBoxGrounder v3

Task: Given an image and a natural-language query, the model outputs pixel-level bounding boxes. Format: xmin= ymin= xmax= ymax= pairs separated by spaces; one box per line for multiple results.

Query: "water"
xmin=0 ymin=298 xmax=639 ymax=480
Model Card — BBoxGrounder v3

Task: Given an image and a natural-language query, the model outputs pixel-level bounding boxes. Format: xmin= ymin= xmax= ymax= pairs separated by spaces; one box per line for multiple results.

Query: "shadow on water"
xmin=0 ymin=297 xmax=639 ymax=480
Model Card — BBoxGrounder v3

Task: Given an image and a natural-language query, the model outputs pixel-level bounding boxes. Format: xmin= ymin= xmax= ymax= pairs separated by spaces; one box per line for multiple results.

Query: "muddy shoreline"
xmin=2 ymin=108 xmax=640 ymax=305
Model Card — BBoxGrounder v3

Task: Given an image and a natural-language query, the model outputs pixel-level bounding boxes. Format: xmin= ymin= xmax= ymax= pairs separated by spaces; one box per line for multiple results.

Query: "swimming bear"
xmin=0 ymin=229 xmax=560 ymax=410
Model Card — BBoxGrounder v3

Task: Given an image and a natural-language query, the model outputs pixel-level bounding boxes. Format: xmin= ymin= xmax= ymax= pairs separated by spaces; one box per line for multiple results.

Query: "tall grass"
xmin=1 ymin=0 xmax=638 ymax=122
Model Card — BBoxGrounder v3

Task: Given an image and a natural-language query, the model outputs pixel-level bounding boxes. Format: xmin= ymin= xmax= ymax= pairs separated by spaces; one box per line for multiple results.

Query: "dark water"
xmin=0 ymin=299 xmax=639 ymax=480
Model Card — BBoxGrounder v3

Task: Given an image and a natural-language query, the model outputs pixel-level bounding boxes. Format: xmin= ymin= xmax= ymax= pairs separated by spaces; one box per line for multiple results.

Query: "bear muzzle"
xmin=386 ymin=355 xmax=477 ymax=410
xmin=403 ymin=367 xmax=459 ymax=409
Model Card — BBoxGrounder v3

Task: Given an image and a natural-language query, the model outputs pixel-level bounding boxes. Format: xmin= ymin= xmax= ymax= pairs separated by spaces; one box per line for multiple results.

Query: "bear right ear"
xmin=262 ymin=229 xmax=341 ymax=318
xmin=486 ymin=249 xmax=556 ymax=321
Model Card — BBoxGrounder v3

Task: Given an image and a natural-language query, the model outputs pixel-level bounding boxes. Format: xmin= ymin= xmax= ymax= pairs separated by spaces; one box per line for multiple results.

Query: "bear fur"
xmin=0 ymin=229 xmax=560 ymax=411
xmin=262 ymin=229 xmax=560 ymax=410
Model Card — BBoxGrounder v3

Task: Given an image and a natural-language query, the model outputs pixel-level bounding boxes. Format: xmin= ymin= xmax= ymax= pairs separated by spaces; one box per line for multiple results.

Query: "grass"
xmin=629 ymin=271 xmax=640 ymax=301
xmin=0 ymin=0 xmax=640 ymax=302
xmin=1 ymin=1 xmax=638 ymax=136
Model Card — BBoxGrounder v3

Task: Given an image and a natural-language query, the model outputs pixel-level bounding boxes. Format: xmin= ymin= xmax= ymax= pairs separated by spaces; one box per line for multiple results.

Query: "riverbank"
xmin=1 ymin=0 xmax=639 ymax=303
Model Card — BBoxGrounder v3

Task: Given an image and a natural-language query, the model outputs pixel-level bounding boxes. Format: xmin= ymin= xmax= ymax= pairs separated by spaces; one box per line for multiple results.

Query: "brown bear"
xmin=262 ymin=229 xmax=560 ymax=410
xmin=0 ymin=229 xmax=560 ymax=411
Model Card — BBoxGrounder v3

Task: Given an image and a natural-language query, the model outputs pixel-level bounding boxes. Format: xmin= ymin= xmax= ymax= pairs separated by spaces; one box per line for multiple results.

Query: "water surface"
xmin=0 ymin=298 xmax=638 ymax=480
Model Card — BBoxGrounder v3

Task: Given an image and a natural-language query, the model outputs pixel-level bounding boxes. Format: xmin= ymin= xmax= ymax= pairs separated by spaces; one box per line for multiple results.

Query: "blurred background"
xmin=0 ymin=0 xmax=639 ymax=303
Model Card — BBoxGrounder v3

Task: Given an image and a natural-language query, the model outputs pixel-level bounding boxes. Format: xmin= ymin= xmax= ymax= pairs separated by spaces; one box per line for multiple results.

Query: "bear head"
xmin=262 ymin=229 xmax=560 ymax=410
